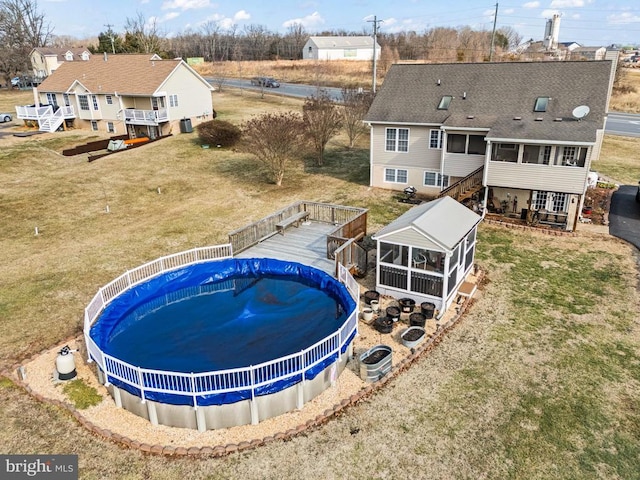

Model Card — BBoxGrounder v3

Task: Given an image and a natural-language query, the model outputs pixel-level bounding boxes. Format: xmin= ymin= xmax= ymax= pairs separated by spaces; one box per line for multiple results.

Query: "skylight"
xmin=438 ymin=95 xmax=453 ymax=110
xmin=534 ymin=97 xmax=550 ymax=112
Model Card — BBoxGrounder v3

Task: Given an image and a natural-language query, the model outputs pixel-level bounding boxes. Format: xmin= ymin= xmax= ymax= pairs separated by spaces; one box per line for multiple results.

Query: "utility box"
xmin=179 ymin=118 xmax=193 ymax=133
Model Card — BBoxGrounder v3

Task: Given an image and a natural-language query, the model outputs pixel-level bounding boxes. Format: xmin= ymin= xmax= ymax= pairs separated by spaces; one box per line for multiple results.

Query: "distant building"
xmin=30 ymin=47 xmax=91 ymax=79
xmin=302 ymin=36 xmax=380 ymax=61
xmin=570 ymin=46 xmax=607 ymax=61
xmin=542 ymin=14 xmax=561 ymax=50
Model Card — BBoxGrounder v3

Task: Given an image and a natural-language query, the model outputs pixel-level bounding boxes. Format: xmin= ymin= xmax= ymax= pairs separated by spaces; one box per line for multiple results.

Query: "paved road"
xmin=609 ymin=185 xmax=640 ymax=250
xmin=606 ymin=113 xmax=640 ymax=138
xmin=207 ymin=77 xmax=343 ymax=101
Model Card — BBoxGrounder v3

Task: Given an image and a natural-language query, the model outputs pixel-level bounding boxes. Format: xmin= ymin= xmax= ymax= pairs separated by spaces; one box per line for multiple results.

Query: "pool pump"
xmin=56 ymin=345 xmax=77 ymax=380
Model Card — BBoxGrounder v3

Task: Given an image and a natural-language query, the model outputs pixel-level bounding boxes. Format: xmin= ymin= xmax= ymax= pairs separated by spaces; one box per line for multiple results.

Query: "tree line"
xmin=2 ymin=0 xmax=526 ymax=82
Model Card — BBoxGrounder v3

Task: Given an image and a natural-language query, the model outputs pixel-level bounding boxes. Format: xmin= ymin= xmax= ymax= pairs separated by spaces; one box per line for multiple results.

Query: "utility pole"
xmin=104 ymin=23 xmax=116 ymax=54
xmin=489 ymin=3 xmax=498 ymax=61
xmin=368 ymin=16 xmax=382 ymax=93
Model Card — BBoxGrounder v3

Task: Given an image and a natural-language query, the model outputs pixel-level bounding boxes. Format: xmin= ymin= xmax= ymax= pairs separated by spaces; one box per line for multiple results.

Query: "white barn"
xmin=302 ymin=36 xmax=381 ymax=61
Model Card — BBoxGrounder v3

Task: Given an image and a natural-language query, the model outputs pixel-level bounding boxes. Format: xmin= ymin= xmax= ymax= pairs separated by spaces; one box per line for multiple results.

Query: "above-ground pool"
xmin=85 ymin=253 xmax=358 ymax=430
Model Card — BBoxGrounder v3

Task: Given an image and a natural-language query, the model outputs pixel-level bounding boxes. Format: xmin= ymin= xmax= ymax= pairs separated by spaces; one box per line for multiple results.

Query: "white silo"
xmin=543 ymin=14 xmax=561 ymax=50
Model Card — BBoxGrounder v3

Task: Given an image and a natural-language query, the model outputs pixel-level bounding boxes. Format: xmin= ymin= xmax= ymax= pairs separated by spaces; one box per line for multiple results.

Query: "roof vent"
xmin=437 ymin=79 xmax=441 ymax=86
xmin=103 ymin=52 xmax=107 ymax=61
xmin=554 ymin=117 xmax=563 ymax=122
xmin=535 ymin=117 xmax=543 ymax=121
xmin=513 ymin=116 xmax=522 ymax=121
xmin=463 ymin=92 xmax=467 ymax=99
xmin=466 ymin=115 xmax=474 ymax=119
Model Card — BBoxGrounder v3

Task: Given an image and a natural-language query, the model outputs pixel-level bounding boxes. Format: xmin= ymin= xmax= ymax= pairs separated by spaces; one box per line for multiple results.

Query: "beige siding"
xmin=378 ymin=229 xmax=442 ymax=251
xmin=161 ymin=65 xmax=213 ymax=121
xmin=371 ymin=125 xmax=441 ymax=168
xmin=590 ymin=129 xmax=605 ymax=161
xmin=486 ymin=162 xmax=589 ymax=193
xmin=371 ymin=164 xmax=442 ymax=196
xmin=443 ymin=153 xmax=484 ymax=177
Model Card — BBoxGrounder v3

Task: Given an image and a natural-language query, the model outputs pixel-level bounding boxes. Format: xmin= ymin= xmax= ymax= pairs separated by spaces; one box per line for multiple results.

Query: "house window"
xmin=107 ymin=122 xmax=115 ymax=133
xmin=446 ymin=134 xmax=466 ymax=153
xmin=534 ymin=97 xmax=550 ymax=112
xmin=65 ymin=52 xmax=73 ymax=61
xmin=438 ymin=95 xmax=453 ymax=110
xmin=552 ymin=193 xmax=568 ymax=212
xmin=46 ymin=93 xmax=58 ymax=107
xmin=491 ymin=143 xmax=518 ymax=162
xmin=91 ymin=121 xmax=98 ymax=131
xmin=532 ymin=191 xmax=549 ymax=210
xmin=468 ymin=135 xmax=486 ymax=155
xmin=78 ymin=95 xmax=89 ymax=111
xmin=169 ymin=94 xmax=178 ymax=107
xmin=446 ymin=133 xmax=486 ymax=154
xmin=384 ymin=168 xmax=408 ymax=184
xmin=429 ymin=129 xmax=443 ymax=149
xmin=522 ymin=145 xmax=552 ymax=165
xmin=344 ymin=48 xmax=357 ymax=57
xmin=557 ymin=146 xmax=587 ymax=167
xmin=92 ymin=95 xmax=99 ymax=110
xmin=63 ymin=94 xmax=70 ymax=106
xmin=106 ymin=95 xmax=113 ymax=105
xmin=424 ymin=171 xmax=449 ymax=188
xmin=385 ymin=128 xmax=409 ymax=152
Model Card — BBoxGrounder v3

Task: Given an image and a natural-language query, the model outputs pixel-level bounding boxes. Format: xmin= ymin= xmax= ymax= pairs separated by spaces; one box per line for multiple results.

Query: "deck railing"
xmin=228 ymin=201 xmax=368 ymax=261
xmin=123 ymin=108 xmax=169 ymax=124
xmin=437 ymin=166 xmax=484 ymax=201
xmin=83 ymin=244 xmax=359 ymax=412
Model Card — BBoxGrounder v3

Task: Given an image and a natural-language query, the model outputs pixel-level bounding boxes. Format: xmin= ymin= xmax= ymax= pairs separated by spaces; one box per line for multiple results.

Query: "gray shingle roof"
xmin=365 ymin=61 xmax=612 ymax=143
xmin=373 ymin=196 xmax=482 ymax=250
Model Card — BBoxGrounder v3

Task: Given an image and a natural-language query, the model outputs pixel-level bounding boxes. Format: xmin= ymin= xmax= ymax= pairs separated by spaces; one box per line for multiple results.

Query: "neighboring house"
xmin=372 ymin=196 xmax=482 ymax=312
xmin=364 ymin=60 xmax=616 ymax=231
xmin=16 ymin=53 xmax=214 ymax=138
xmin=558 ymin=41 xmax=581 ymax=52
xmin=30 ymin=47 xmax=91 ymax=79
xmin=302 ymin=36 xmax=380 ymax=61
xmin=570 ymin=46 xmax=607 ymax=61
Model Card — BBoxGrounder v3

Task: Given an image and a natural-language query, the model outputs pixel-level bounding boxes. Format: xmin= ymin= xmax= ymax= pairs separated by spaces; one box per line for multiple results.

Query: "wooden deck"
xmin=235 ymin=220 xmax=336 ymax=275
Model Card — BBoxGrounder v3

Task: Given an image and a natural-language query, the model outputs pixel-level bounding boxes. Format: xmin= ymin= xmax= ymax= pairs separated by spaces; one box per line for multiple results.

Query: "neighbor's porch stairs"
xmin=436 ymin=166 xmax=484 ymax=202
xmin=37 ymin=106 xmax=65 ymax=133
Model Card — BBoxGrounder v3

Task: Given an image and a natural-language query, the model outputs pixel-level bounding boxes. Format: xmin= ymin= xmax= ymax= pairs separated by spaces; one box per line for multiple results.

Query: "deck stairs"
xmin=38 ymin=107 xmax=65 ymax=132
xmin=436 ymin=166 xmax=484 ymax=202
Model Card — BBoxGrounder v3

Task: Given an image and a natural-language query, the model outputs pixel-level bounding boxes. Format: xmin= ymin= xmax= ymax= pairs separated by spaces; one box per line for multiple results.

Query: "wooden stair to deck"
xmin=437 ymin=166 xmax=484 ymax=202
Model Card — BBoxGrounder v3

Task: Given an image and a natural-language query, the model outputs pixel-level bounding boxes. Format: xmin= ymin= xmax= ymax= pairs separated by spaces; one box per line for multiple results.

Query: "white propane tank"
xmin=56 ymin=345 xmax=77 ymax=380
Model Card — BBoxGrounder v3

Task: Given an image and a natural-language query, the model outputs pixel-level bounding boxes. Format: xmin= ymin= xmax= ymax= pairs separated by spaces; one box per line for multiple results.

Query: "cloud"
xmin=608 ymin=12 xmax=640 ymax=24
xmin=503 ymin=8 xmax=515 ymax=14
xmin=523 ymin=1 xmax=540 ymax=7
xmin=550 ymin=0 xmax=586 ymax=7
xmin=282 ymin=11 xmax=324 ymax=29
xmin=164 ymin=12 xmax=180 ymax=21
xmin=234 ymin=10 xmax=250 ymax=21
xmin=161 ymin=0 xmax=210 ymax=11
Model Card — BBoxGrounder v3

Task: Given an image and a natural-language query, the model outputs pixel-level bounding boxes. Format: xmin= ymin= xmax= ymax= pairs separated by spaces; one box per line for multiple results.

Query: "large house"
xmin=302 ymin=36 xmax=380 ymax=61
xmin=16 ymin=53 xmax=214 ymax=138
xmin=364 ymin=60 xmax=616 ymax=231
xmin=30 ymin=47 xmax=92 ymax=80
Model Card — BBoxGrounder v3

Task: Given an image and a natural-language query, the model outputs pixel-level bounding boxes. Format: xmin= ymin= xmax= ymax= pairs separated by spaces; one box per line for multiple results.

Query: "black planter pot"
xmin=421 ymin=302 xmax=436 ymax=319
xmin=374 ymin=316 xmax=394 ymax=334
xmin=363 ymin=290 xmax=380 ymax=305
xmin=385 ymin=306 xmax=401 ymax=322
xmin=409 ymin=312 xmax=426 ymax=328
xmin=399 ymin=298 xmax=416 ymax=313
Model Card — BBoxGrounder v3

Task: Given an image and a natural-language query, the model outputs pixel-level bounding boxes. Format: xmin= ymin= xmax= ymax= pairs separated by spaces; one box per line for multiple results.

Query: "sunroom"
xmin=372 ymin=196 xmax=482 ymax=314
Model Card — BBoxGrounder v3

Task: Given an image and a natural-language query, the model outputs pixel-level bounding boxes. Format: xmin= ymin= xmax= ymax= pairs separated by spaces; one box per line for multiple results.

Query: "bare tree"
xmin=342 ymin=88 xmax=374 ymax=148
xmin=240 ymin=112 xmax=307 ymax=186
xmin=123 ymin=12 xmax=165 ymax=54
xmin=303 ymin=91 xmax=343 ymax=166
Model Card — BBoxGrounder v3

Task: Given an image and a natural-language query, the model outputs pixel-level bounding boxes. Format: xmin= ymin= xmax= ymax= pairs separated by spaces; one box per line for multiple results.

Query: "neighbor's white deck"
xmin=235 ymin=221 xmax=336 ymax=275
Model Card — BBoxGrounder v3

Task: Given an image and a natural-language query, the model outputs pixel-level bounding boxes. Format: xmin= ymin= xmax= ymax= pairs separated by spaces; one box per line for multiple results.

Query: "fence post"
xmin=296 ymin=350 xmax=305 ymax=409
xmin=137 ymin=367 xmax=146 ymax=403
xmin=249 ymin=366 xmax=259 ymax=425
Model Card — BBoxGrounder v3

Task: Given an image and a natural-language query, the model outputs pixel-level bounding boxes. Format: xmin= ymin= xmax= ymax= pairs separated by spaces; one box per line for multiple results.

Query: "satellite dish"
xmin=572 ymin=105 xmax=590 ymax=120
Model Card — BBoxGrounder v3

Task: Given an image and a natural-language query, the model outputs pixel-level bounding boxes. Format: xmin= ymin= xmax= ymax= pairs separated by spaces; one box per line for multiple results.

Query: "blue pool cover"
xmin=90 ymin=258 xmax=357 ymax=406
